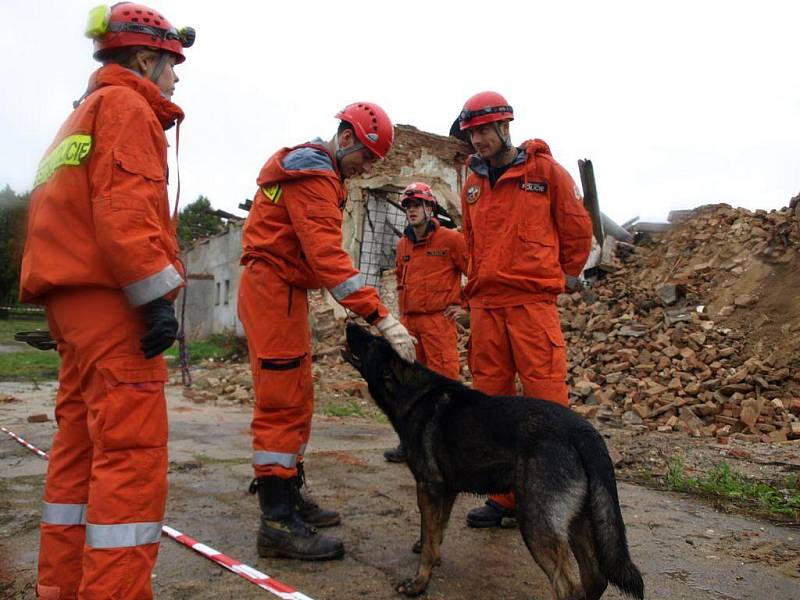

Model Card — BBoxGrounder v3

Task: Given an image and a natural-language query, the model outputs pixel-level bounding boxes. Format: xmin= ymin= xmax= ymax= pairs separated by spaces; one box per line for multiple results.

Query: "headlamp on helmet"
xmin=86 ymin=3 xmax=195 ymax=63
xmin=85 ymin=5 xmax=112 ymax=39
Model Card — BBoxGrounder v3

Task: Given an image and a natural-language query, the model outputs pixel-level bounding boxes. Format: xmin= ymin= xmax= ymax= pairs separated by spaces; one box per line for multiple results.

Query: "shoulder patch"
xmin=281 ymin=147 xmax=334 ymax=173
xmin=260 ymin=183 xmax=283 ymax=204
xmin=466 ymin=185 xmax=481 ymax=204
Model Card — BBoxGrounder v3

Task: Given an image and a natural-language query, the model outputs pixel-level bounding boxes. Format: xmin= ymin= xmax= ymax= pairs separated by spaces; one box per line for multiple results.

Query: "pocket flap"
xmin=113 ymin=148 xmax=165 ymax=182
xmin=543 ymin=323 xmax=566 ymax=348
xmin=305 ymin=200 xmax=343 ymax=221
xmin=97 ymin=357 xmax=168 ymax=385
xmin=519 ymin=222 xmax=555 ymax=246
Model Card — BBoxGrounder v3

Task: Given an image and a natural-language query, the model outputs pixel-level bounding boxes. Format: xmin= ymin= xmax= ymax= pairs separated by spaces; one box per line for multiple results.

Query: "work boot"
xmin=293 ymin=463 xmax=341 ymax=528
xmin=383 ymin=444 xmax=406 ymax=463
xmin=252 ymin=475 xmax=344 ymax=561
xmin=466 ymin=499 xmax=517 ymax=529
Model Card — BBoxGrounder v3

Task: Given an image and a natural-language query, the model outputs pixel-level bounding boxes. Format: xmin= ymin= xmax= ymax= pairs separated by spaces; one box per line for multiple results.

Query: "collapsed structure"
xmin=563 ymin=200 xmax=800 ymax=442
xmin=183 ymin=199 xmax=800 ymax=445
xmin=180 ymin=125 xmax=469 ymax=337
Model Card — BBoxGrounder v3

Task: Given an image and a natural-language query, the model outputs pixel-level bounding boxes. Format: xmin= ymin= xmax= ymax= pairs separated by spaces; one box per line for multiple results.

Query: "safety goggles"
xmin=458 ymin=104 xmax=513 ymax=123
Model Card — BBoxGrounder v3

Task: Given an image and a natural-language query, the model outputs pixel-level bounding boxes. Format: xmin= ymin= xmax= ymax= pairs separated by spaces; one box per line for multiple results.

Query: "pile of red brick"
xmin=562 ymin=201 xmax=800 ymax=443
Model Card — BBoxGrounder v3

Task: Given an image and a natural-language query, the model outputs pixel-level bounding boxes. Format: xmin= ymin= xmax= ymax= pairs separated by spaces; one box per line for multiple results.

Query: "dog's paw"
xmin=396 ymin=577 xmax=428 ymax=597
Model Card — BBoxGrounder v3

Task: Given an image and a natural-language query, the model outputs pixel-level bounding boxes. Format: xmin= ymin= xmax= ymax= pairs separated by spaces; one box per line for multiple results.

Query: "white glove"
xmin=376 ymin=314 xmax=417 ymax=363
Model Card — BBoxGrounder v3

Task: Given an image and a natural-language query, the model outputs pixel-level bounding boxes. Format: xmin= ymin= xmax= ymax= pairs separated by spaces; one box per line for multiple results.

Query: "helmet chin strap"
xmin=148 ymin=52 xmax=171 ymax=86
xmin=494 ymin=121 xmax=514 ymax=150
xmin=333 ymin=133 xmax=365 ymax=176
xmin=492 ymin=122 xmax=515 ymax=159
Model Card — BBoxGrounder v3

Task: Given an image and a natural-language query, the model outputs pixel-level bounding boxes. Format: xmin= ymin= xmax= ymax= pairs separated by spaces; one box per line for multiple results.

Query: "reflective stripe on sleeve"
xmin=85 ymin=521 xmax=163 ymax=548
xmin=124 ymin=264 xmax=184 ymax=307
xmin=253 ymin=450 xmax=298 ymax=469
xmin=42 ymin=502 xmax=87 ymax=525
xmin=329 ymin=273 xmax=365 ymax=302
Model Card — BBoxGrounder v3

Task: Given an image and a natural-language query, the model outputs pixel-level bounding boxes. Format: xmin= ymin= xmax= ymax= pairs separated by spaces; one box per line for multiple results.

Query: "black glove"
xmin=14 ymin=330 xmax=57 ymax=351
xmin=139 ymin=298 xmax=179 ymax=359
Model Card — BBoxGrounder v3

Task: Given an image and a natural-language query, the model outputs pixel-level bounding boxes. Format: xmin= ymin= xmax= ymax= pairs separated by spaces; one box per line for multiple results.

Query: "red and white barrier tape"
xmin=1 ymin=426 xmax=50 ymax=459
xmin=161 ymin=525 xmax=314 ymax=600
xmin=1 ymin=425 xmax=315 ymax=600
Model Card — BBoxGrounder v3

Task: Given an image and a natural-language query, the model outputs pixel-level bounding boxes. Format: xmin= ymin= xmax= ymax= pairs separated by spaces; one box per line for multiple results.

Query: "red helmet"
xmin=400 ymin=182 xmax=437 ymax=208
xmin=335 ymin=102 xmax=394 ymax=159
xmin=86 ymin=3 xmax=195 ymax=64
xmin=458 ymin=91 xmax=514 ymax=130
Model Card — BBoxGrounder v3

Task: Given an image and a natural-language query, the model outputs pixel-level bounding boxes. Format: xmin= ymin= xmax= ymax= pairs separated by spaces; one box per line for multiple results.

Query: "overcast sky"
xmin=2 ymin=0 xmax=798 ymax=225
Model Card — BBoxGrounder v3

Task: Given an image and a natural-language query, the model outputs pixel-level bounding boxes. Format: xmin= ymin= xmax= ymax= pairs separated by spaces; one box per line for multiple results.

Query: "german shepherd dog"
xmin=342 ymin=323 xmax=644 ymax=600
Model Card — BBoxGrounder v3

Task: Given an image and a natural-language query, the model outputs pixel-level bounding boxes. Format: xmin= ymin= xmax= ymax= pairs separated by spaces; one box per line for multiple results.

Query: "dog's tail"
xmin=573 ymin=429 xmax=644 ymax=599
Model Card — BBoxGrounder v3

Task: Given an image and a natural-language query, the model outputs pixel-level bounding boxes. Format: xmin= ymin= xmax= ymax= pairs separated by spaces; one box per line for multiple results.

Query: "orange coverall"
xmin=395 ymin=220 xmax=467 ymax=379
xmin=19 ymin=64 xmax=184 ymax=600
xmin=239 ymin=140 xmax=389 ymax=479
xmin=461 ymin=138 xmax=593 ymax=509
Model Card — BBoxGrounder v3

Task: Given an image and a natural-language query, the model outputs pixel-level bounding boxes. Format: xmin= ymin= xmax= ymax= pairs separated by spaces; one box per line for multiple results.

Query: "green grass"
xmin=0 ymin=317 xmax=48 ymax=344
xmin=164 ymin=332 xmax=247 ymax=363
xmin=316 ymin=398 xmax=388 ymax=424
xmin=319 ymin=398 xmax=369 ymax=418
xmin=666 ymin=455 xmax=800 ymax=519
xmin=0 ymin=317 xmax=241 ymax=381
xmin=165 ymin=339 xmax=227 ymax=362
xmin=0 ymin=350 xmax=60 ymax=381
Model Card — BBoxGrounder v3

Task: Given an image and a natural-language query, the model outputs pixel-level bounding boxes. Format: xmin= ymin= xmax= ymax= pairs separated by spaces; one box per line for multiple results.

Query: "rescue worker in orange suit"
xmin=18 ymin=4 xmax=195 ymax=599
xmin=457 ymin=92 xmax=593 ymax=528
xmin=383 ymin=182 xmax=468 ymax=463
xmin=239 ymin=102 xmax=417 ymax=561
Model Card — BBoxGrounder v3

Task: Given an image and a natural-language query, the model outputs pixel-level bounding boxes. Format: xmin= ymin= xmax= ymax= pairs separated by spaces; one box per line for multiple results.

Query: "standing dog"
xmin=343 ymin=323 xmax=644 ymax=600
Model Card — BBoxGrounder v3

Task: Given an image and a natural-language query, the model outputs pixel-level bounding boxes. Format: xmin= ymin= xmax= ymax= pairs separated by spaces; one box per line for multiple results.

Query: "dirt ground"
xmin=2 ymin=379 xmax=799 ymax=600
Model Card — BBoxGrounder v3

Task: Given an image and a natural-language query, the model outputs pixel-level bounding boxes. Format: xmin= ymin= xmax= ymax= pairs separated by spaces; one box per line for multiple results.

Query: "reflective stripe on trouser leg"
xmin=42 ymin=502 xmax=87 ymax=525
xmin=37 ymin=333 xmax=91 ymax=600
xmin=85 ymin=521 xmax=163 ymax=548
xmin=253 ymin=450 xmax=298 ymax=469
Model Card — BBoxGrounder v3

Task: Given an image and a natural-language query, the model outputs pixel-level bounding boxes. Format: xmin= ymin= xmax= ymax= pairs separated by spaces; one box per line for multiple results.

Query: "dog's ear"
xmin=387 ymin=352 xmax=415 ymax=384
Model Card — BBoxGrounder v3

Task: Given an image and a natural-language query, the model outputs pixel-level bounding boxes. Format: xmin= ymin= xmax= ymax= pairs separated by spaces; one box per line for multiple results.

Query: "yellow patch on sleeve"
xmin=260 ymin=183 xmax=283 ymax=204
xmin=34 ymin=134 xmax=93 ymax=188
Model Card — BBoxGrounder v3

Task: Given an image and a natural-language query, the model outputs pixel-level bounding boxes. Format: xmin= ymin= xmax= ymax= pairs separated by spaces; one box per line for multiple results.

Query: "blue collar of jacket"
xmin=468 ymin=146 xmax=527 ymax=178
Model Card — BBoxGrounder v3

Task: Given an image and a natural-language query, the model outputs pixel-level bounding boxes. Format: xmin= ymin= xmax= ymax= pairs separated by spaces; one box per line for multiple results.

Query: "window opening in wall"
xmin=224 ymin=279 xmax=231 ymax=305
xmin=358 ymin=190 xmax=405 ymax=289
xmin=215 ymin=281 xmax=221 ymax=306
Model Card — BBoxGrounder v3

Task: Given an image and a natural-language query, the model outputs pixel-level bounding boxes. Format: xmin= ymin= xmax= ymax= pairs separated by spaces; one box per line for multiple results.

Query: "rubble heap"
xmin=177 ymin=201 xmax=800 ymax=445
xmin=564 ymin=202 xmax=800 ymax=443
